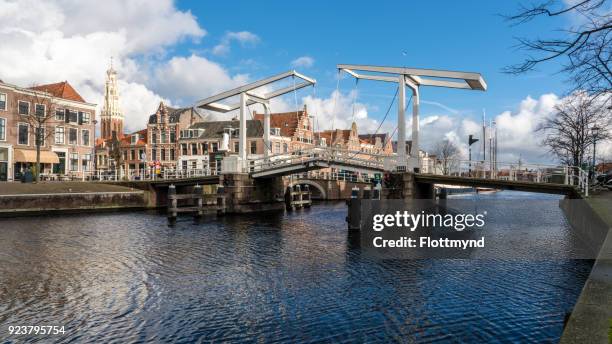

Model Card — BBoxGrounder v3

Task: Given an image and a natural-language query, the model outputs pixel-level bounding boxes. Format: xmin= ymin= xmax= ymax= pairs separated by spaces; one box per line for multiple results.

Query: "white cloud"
xmin=302 ymin=90 xmax=384 ymax=133
xmin=416 ymin=93 xmax=561 ymax=163
xmin=291 ymin=56 xmax=315 ymax=69
xmin=212 ymin=31 xmax=260 ymax=56
xmin=0 ymin=0 xmax=254 ymax=132
xmin=153 ymin=54 xmax=249 ymax=104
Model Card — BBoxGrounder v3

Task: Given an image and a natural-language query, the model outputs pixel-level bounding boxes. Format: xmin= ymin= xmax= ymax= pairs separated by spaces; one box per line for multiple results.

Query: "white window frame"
xmin=131 ymin=135 xmax=137 ymax=145
xmin=34 ymin=103 xmax=46 ymax=117
xmin=0 ymin=117 xmax=6 ymax=141
xmin=0 ymin=93 xmax=7 ymax=111
xmin=18 ymin=101 xmax=30 ymax=115
xmin=70 ymin=152 xmax=79 ymax=172
xmin=55 ymin=108 xmax=64 ymax=121
xmin=81 ymin=112 xmax=90 ymax=124
xmin=55 ymin=126 xmax=65 ymax=144
xmin=36 ymin=126 xmax=46 ymax=147
xmin=81 ymin=129 xmax=90 ymax=146
xmin=17 ymin=122 xmax=29 ymax=146
xmin=68 ymin=127 xmax=78 ymax=145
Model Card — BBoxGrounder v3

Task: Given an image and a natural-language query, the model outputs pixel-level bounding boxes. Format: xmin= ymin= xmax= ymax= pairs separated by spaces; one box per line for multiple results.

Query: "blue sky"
xmin=176 ymin=1 xmax=567 ymax=119
xmin=1 ymin=0 xmax=588 ymax=163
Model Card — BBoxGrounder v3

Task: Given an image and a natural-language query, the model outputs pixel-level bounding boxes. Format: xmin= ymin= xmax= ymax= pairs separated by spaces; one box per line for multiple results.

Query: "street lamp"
xmin=468 ymin=134 xmax=479 ymax=177
xmin=591 ymin=126 xmax=600 ymax=180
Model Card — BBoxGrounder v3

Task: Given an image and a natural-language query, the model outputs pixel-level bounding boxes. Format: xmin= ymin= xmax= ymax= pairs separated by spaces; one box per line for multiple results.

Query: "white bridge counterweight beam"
xmin=263 ymin=103 xmax=271 ymax=158
xmin=194 ymin=70 xmax=316 ymax=173
xmin=239 ymin=93 xmax=247 ymax=163
xmin=397 ymin=75 xmax=407 ymax=168
xmin=338 ymin=63 xmax=487 ymax=172
xmin=410 ymin=87 xmax=420 ymax=169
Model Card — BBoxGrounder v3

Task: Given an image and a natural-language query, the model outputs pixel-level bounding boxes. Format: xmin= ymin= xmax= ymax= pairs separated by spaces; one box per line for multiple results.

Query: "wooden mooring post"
xmin=285 ymin=184 xmax=312 ymax=211
xmin=167 ymin=184 xmax=206 ymax=223
xmin=167 ymin=184 xmax=227 ymax=223
xmin=346 ymin=184 xmax=382 ymax=231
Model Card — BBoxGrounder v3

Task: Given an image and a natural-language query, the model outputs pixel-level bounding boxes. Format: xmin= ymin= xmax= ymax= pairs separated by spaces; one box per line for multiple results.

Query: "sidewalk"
xmin=561 ymin=189 xmax=612 ymax=343
xmin=0 ymin=181 xmax=136 ymax=195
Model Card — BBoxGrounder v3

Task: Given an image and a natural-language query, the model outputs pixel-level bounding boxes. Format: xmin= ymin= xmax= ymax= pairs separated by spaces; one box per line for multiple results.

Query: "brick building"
xmin=0 ymin=80 xmax=96 ymax=181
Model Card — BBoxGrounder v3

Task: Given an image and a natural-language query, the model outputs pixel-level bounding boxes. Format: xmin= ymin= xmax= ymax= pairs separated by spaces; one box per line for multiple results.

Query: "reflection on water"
xmin=0 ymin=191 xmax=592 ymax=343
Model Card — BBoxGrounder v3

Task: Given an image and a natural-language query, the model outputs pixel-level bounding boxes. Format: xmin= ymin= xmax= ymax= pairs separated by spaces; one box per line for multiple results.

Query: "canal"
xmin=0 ymin=191 xmax=592 ymax=343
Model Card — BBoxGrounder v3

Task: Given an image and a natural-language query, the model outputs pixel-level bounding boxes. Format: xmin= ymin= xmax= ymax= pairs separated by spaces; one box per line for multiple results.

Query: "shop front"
xmin=13 ymin=149 xmax=60 ymax=180
xmin=0 ymin=144 xmax=11 ymax=181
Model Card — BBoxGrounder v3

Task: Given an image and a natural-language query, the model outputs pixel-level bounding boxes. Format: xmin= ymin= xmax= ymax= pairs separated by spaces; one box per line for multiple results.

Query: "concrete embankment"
xmin=0 ymin=182 xmax=148 ymax=216
xmin=560 ymin=192 xmax=612 ymax=343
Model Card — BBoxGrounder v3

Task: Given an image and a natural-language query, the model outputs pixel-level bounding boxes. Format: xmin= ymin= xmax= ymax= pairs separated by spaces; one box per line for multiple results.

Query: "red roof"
xmin=253 ymin=110 xmax=306 ymax=137
xmin=29 ymin=81 xmax=86 ymax=103
xmin=120 ymin=129 xmax=148 ymax=147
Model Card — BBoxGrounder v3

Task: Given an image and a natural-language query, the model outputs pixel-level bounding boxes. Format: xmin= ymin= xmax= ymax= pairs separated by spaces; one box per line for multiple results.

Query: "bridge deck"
xmin=415 ymin=174 xmax=578 ymax=196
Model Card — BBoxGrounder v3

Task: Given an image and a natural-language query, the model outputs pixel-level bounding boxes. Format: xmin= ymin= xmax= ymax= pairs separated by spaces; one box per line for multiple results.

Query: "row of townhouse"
xmin=0 ymin=80 xmax=96 ymax=181
xmin=97 ymin=100 xmax=398 ymax=180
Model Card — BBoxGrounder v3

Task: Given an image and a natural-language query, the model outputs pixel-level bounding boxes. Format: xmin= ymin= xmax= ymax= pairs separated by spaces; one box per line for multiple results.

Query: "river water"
xmin=0 ymin=191 xmax=593 ymax=343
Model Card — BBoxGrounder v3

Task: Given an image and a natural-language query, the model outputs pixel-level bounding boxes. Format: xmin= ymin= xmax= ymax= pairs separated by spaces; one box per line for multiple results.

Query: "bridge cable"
xmin=344 ymin=85 xmax=402 ymax=163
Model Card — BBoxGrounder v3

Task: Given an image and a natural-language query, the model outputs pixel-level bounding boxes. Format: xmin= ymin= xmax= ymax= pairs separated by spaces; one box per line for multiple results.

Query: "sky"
xmin=0 ymin=0 xmax=608 ymax=164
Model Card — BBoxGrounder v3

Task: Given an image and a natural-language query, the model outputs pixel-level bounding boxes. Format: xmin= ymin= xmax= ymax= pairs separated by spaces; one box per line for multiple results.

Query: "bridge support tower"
xmin=383 ymin=172 xmax=435 ymax=199
xmin=221 ymin=173 xmax=286 ymax=213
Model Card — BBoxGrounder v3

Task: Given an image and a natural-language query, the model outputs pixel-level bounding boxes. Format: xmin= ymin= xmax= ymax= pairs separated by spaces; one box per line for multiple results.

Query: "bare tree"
xmin=537 ymin=92 xmax=611 ymax=167
xmin=434 ymin=139 xmax=461 ymax=175
xmin=23 ymin=89 xmax=57 ymax=182
xmin=505 ymin=0 xmax=611 ymax=98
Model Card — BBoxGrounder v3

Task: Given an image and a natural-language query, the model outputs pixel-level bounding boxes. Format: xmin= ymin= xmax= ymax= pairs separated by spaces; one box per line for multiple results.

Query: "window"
xmin=139 ymin=149 xmax=145 ymax=160
xmin=18 ymin=101 xmax=29 ymax=115
xmin=0 ymin=118 xmax=5 ymax=140
xmin=161 ymin=131 xmax=166 ymax=143
xmin=81 ymin=129 xmax=90 ymax=146
xmin=35 ymin=104 xmax=46 ymax=117
xmin=181 ymin=143 xmax=187 ymax=155
xmin=0 ymin=93 xmax=6 ymax=111
xmin=160 ymin=149 xmax=166 ymax=161
xmin=55 ymin=127 xmax=64 ymax=144
xmin=250 ymin=141 xmax=257 ymax=154
xmin=69 ymin=128 xmax=78 ymax=145
xmin=131 ymin=135 xmax=137 ymax=144
xmin=67 ymin=110 xmax=78 ymax=123
xmin=191 ymin=143 xmax=197 ymax=155
xmin=70 ymin=153 xmax=79 ymax=171
xmin=212 ymin=142 xmax=218 ymax=152
xmin=170 ymin=149 xmax=175 ymax=161
xmin=152 ymin=132 xmax=157 ymax=144
xmin=35 ymin=127 xmax=45 ymax=146
xmin=55 ymin=109 xmax=64 ymax=121
xmin=283 ymin=143 xmax=288 ymax=153
xmin=275 ymin=142 xmax=280 ymax=153
xmin=152 ymin=149 xmax=157 ymax=161
xmin=170 ymin=131 xmax=176 ymax=143
xmin=80 ymin=112 xmax=90 ymax=124
xmin=234 ymin=141 xmax=240 ymax=153
xmin=82 ymin=154 xmax=90 ymax=171
xmin=18 ymin=123 xmax=28 ymax=145
xmin=130 ymin=150 xmax=135 ymax=160
xmin=123 ymin=151 xmax=127 ymax=161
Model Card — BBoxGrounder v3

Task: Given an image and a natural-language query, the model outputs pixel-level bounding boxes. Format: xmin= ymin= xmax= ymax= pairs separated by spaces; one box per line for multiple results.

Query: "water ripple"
xmin=0 ymin=192 xmax=592 ymax=343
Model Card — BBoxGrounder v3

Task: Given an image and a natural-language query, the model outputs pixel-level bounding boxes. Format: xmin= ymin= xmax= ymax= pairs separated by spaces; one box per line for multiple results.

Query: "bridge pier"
xmin=221 ymin=173 xmax=285 ymax=213
xmin=383 ymin=172 xmax=435 ymax=200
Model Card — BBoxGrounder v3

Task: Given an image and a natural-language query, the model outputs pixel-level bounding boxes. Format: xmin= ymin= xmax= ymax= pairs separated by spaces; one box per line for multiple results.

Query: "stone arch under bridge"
xmin=287 ymin=180 xmax=327 ymax=200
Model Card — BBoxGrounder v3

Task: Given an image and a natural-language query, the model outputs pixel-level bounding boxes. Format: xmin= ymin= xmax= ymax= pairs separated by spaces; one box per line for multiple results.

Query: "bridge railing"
xmin=69 ymin=168 xmax=218 ymax=182
xmin=289 ymin=170 xmax=376 ymax=183
xmin=248 ymin=147 xmax=392 ymax=173
xmin=420 ymin=158 xmax=589 ymax=196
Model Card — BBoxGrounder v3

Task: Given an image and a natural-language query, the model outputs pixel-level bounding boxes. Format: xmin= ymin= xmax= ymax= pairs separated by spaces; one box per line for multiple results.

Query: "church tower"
xmin=101 ymin=57 xmax=124 ymax=140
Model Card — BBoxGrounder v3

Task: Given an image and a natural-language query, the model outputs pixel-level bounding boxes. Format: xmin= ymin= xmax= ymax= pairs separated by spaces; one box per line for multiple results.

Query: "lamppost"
xmin=591 ymin=126 xmax=600 ymax=181
xmin=468 ymin=134 xmax=479 ymax=177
